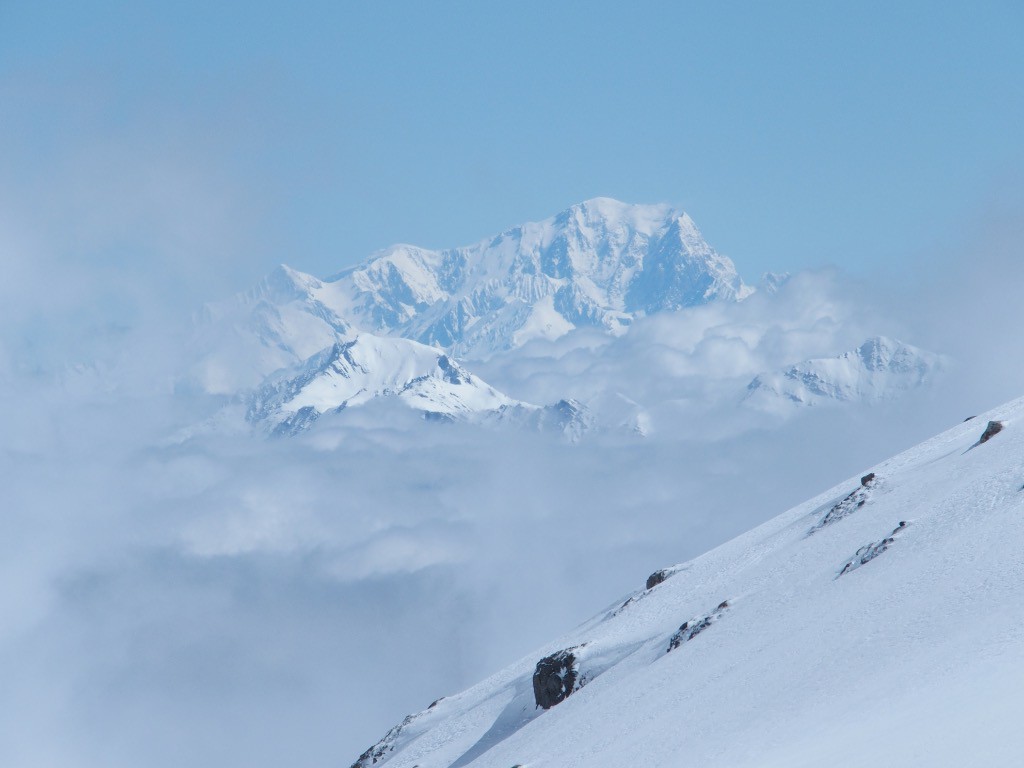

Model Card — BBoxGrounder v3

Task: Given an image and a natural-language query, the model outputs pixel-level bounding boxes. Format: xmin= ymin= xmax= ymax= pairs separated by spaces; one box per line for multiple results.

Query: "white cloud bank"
xmin=2 ymin=88 xmax=1022 ymax=763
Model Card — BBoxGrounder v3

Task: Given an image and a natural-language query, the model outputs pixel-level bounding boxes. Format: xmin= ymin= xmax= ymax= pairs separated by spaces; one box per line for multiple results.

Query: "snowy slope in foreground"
xmin=745 ymin=336 xmax=944 ymax=408
xmin=351 ymin=401 xmax=1024 ymax=767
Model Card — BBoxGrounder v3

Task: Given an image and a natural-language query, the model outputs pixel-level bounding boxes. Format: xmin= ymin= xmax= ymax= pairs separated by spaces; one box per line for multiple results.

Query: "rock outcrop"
xmin=646 ymin=569 xmax=671 ymax=590
xmin=979 ymin=420 xmax=1004 ymax=445
xmin=532 ymin=648 xmax=582 ymax=709
xmin=809 ymin=475 xmax=878 ymax=534
xmin=667 ymin=600 xmax=730 ymax=653
xmin=837 ymin=522 xmax=909 ymax=577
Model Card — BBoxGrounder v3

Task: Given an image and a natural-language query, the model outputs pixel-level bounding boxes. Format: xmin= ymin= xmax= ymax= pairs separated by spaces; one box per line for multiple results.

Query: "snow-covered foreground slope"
xmin=351 ymin=399 xmax=1024 ymax=767
xmin=745 ymin=336 xmax=944 ymax=408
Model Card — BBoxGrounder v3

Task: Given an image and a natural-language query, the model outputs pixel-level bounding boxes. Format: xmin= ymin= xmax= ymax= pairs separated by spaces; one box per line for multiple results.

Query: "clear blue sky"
xmin=2 ymin=1 xmax=1022 ymax=290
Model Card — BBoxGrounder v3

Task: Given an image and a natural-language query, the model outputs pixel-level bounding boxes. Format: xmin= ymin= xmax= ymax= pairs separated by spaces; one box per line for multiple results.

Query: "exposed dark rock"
xmin=615 ymin=596 xmax=637 ymax=614
xmin=979 ymin=420 xmax=1004 ymax=444
xmin=810 ymin=481 xmax=875 ymax=534
xmin=436 ymin=354 xmax=467 ymax=384
xmin=837 ymin=521 xmax=909 ymax=578
xmin=532 ymin=648 xmax=581 ymax=709
xmin=667 ymin=601 xmax=730 ymax=653
xmin=646 ymin=569 xmax=671 ymax=590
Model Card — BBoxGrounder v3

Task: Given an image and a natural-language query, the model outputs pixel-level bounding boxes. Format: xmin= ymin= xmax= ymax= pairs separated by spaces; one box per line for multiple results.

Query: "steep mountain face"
xmin=245 ymin=335 xmax=517 ymax=435
xmin=328 ymin=198 xmax=748 ymax=357
xmin=744 ymin=336 xmax=944 ymax=408
xmin=244 ymin=334 xmax=592 ymax=438
xmin=348 ymin=400 xmax=1024 ymax=768
xmin=197 ymin=199 xmax=750 ymax=383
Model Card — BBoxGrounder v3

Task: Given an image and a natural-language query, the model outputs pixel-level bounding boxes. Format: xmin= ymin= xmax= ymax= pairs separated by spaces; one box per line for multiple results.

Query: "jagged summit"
xmin=323 ymin=198 xmax=748 ymax=356
xmin=195 ymin=199 xmax=750 ymax=387
xmin=244 ymin=334 xmax=518 ymax=435
xmin=243 ymin=333 xmax=592 ymax=438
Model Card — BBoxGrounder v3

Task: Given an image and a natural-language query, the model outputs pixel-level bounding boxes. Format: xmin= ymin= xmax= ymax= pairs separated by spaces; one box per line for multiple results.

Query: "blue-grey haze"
xmin=2 ymin=4 xmax=1024 ymax=767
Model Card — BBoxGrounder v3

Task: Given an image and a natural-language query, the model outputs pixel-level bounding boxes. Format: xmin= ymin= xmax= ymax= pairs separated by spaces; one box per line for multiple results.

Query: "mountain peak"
xmin=746 ymin=336 xmax=944 ymax=407
xmin=250 ymin=263 xmax=322 ymax=305
xmin=244 ymin=333 xmax=519 ymax=434
xmin=550 ymin=197 xmax=683 ymax=237
xmin=198 ymin=200 xmax=751 ymax=389
xmin=317 ymin=199 xmax=748 ymax=357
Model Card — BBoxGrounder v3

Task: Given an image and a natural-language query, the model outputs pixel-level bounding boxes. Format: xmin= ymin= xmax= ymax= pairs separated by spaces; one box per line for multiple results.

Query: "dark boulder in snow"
xmin=861 ymin=473 xmax=876 ymax=487
xmin=979 ymin=420 xmax=1004 ymax=444
xmin=646 ymin=569 xmax=671 ymax=590
xmin=533 ymin=648 xmax=581 ymax=709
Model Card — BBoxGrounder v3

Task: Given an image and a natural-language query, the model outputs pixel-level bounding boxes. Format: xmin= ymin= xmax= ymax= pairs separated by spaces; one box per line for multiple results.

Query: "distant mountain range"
xmin=188 ymin=199 xmax=944 ymax=435
xmin=194 ymin=199 xmax=748 ymax=389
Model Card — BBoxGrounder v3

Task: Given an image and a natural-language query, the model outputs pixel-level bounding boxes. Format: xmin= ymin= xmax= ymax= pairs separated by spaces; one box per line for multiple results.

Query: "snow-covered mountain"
xmin=327 ymin=197 xmax=749 ymax=357
xmin=744 ymin=336 xmax=945 ymax=408
xmin=193 ymin=199 xmax=751 ymax=391
xmin=244 ymin=333 xmax=591 ymax=438
xmin=192 ymin=265 xmax=352 ymax=394
xmin=188 ymin=205 xmax=947 ymax=438
xmin=348 ymin=401 xmax=1024 ymax=768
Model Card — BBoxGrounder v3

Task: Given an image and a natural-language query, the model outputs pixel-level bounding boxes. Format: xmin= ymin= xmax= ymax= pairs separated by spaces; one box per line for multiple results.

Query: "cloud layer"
xmin=2 ymin=87 xmax=1021 ymax=764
